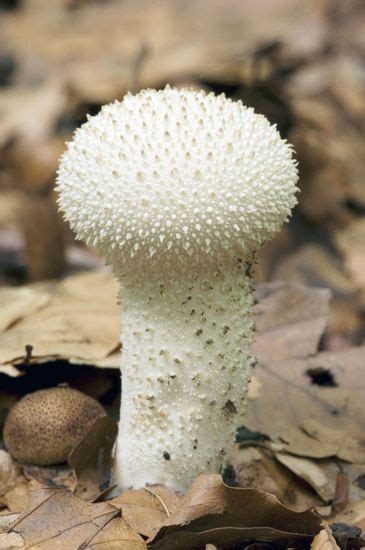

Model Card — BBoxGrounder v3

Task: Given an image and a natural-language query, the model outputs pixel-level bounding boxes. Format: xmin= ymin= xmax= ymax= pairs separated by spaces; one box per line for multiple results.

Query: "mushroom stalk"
xmin=115 ymin=260 xmax=254 ymax=491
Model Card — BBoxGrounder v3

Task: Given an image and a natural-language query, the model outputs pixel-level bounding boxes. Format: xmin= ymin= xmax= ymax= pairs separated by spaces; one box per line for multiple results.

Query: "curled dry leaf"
xmin=68 ymin=415 xmax=118 ymax=501
xmin=275 ymin=453 xmax=335 ymax=503
xmin=229 ymin=446 xmax=323 ymax=512
xmin=148 ymin=474 xmax=321 ymax=549
xmin=110 ymin=485 xmax=180 ymax=538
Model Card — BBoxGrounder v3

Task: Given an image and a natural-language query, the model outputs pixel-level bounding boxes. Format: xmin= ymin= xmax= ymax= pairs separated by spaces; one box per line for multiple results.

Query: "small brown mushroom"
xmin=3 ymin=387 xmax=106 ymax=465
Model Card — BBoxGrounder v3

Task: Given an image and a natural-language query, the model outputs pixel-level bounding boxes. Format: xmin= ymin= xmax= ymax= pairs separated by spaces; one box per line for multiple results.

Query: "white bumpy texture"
xmin=57 ymin=87 xmax=298 ymax=491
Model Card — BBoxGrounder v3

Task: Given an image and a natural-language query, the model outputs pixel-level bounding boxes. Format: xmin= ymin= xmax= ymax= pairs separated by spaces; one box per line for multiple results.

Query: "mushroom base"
xmin=114 ymin=259 xmax=255 ymax=492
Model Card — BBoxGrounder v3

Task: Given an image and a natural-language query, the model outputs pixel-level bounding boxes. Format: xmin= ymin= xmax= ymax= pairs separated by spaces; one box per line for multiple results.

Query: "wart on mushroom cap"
xmin=56 ymin=87 xmax=298 ymax=492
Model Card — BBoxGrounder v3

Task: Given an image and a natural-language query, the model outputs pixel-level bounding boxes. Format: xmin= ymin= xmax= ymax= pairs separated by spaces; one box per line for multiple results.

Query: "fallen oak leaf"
xmin=245 ymin=346 xmax=365 ymax=458
xmin=110 ymin=485 xmax=180 ymax=538
xmin=148 ymin=474 xmax=321 ymax=549
xmin=7 ymin=486 xmax=120 ymax=549
xmin=81 ymin=517 xmax=146 ymax=549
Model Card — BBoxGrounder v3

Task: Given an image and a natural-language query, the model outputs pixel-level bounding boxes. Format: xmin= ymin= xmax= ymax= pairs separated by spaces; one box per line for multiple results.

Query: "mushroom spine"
xmin=56 ymin=87 xmax=298 ymax=492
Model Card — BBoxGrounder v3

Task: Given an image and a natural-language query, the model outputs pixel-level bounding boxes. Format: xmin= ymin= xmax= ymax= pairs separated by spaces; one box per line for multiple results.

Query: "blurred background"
xmin=0 ymin=0 xmax=364 ymax=348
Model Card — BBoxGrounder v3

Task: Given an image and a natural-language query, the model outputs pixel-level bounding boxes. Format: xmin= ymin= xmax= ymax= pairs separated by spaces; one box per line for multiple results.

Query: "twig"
xmin=143 ymin=487 xmax=171 ymax=517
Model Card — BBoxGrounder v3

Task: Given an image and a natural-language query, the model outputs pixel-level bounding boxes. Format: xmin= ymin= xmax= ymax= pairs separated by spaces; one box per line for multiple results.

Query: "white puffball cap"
xmin=57 ymin=87 xmax=298 ymax=272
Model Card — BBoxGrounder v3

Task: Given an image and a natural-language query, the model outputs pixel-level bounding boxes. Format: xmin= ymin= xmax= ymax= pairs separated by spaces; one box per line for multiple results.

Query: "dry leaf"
xmin=149 ymin=474 xmax=321 ymax=548
xmin=245 ymin=346 xmax=365 ymax=461
xmin=0 ymin=513 xmax=20 ymax=533
xmin=110 ymin=485 xmax=180 ymax=538
xmin=253 ymin=282 xmax=330 ymax=363
xmin=1 ymin=0 xmax=316 ymax=111
xmin=0 ymin=80 xmax=68 ymax=150
xmin=334 ymin=219 xmax=365 ymax=292
xmin=272 ymin=245 xmax=355 ymax=298
xmin=6 ymin=487 xmax=121 ymax=549
xmin=275 ymin=453 xmax=335 ymax=502
xmin=0 ymin=270 xmax=120 ymax=368
xmin=68 ymin=415 xmax=118 ymax=501
xmin=0 ymin=287 xmax=50 ymax=334
xmin=332 ymin=499 xmax=365 ymax=529
xmin=281 ymin=419 xmax=365 ymax=463
xmin=0 ymin=530 xmax=24 ymax=548
xmin=84 ymin=517 xmax=146 ymax=549
xmin=0 ymin=451 xmax=31 ymax=513
xmin=229 ymin=446 xmax=322 ymax=512
xmin=23 ymin=465 xmax=77 ymax=493
xmin=311 ymin=523 xmax=340 ymax=549
xmin=0 ymin=451 xmax=22 ymax=497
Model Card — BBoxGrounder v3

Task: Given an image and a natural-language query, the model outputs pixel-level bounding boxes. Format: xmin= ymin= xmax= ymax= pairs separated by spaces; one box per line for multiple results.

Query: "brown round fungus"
xmin=3 ymin=387 xmax=106 ymax=465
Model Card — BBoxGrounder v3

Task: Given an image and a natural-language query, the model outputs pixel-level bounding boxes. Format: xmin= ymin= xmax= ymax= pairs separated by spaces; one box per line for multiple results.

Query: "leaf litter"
xmin=0 ymin=270 xmax=363 ymax=546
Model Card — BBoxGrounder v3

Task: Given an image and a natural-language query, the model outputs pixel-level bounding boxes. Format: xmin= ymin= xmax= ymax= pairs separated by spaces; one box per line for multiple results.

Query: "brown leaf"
xmin=84 ymin=517 xmax=146 ymax=549
xmin=1 ymin=0 xmax=315 ymax=109
xmin=0 ymin=80 xmax=68 ymax=150
xmin=148 ymin=474 xmax=321 ymax=549
xmin=272 ymin=245 xmax=354 ymax=299
xmin=7 ymin=487 xmax=120 ymax=548
xmin=23 ymin=464 xmax=77 ymax=493
xmin=334 ymin=219 xmax=365 ymax=292
xmin=110 ymin=485 xmax=180 ymax=538
xmin=281 ymin=419 xmax=365 ymax=463
xmin=275 ymin=453 xmax=335 ymax=502
xmin=245 ymin=346 xmax=365 ymax=462
xmin=229 ymin=446 xmax=323 ymax=512
xmin=253 ymin=282 xmax=330 ymax=363
xmin=0 ymin=270 xmax=120 ymax=368
xmin=0 ymin=287 xmax=50 ymax=335
xmin=68 ymin=415 xmax=118 ymax=501
xmin=311 ymin=523 xmax=340 ymax=549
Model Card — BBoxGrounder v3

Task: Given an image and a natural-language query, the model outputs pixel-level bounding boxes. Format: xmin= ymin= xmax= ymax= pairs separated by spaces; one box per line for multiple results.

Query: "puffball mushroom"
xmin=56 ymin=87 xmax=298 ymax=492
xmin=4 ymin=387 xmax=105 ymax=465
